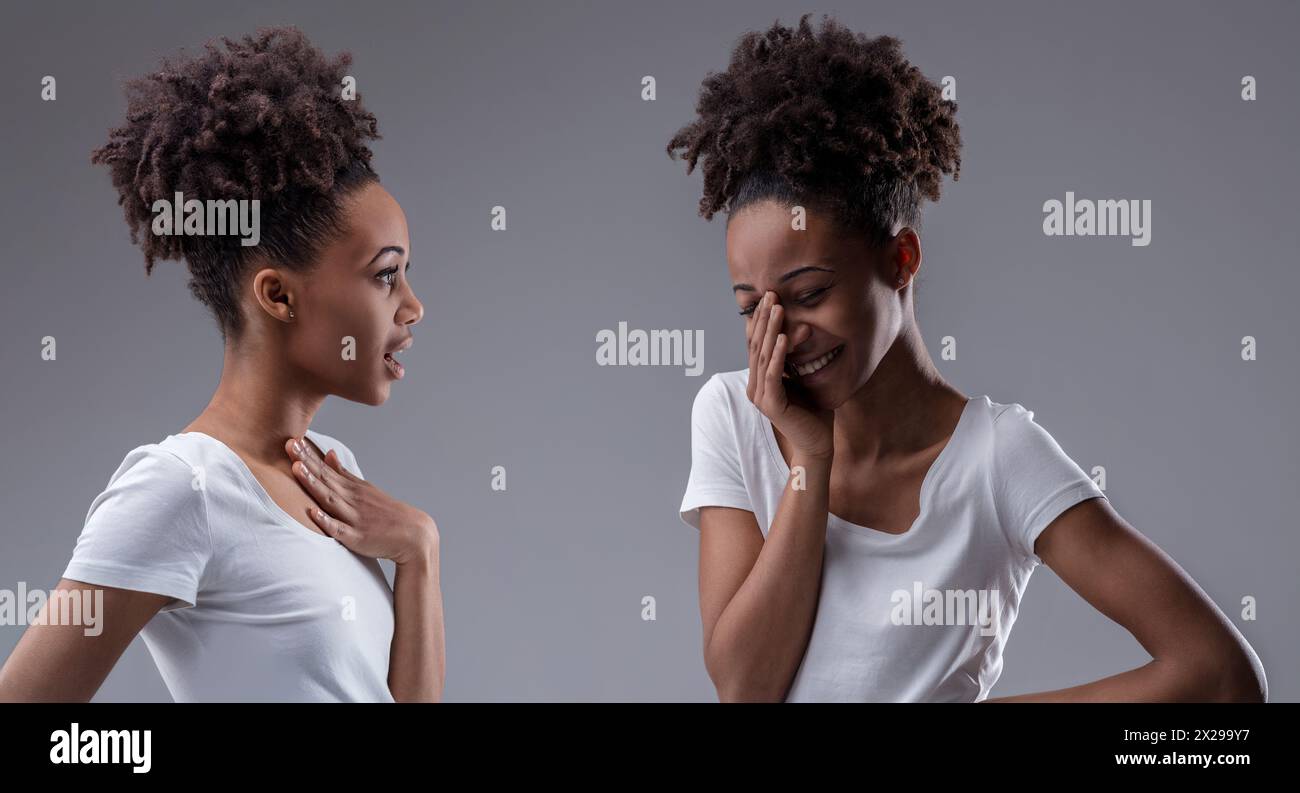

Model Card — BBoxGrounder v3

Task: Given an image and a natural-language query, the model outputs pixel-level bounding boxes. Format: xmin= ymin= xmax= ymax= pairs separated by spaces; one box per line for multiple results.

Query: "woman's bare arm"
xmin=387 ymin=538 xmax=445 ymax=702
xmin=698 ymin=291 xmax=837 ymax=702
xmin=983 ymin=497 xmax=1267 ymax=702
xmin=0 ymin=579 xmax=167 ymax=702
xmin=698 ymin=454 xmax=831 ymax=702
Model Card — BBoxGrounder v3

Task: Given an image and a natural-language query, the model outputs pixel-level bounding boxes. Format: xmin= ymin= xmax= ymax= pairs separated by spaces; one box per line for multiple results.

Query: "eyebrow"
xmin=367 ymin=246 xmax=406 ymax=267
xmin=732 ymin=265 xmax=834 ymax=293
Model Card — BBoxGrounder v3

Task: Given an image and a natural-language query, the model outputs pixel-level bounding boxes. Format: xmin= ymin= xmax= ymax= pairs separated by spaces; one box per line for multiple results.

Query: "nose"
xmin=398 ymin=280 xmax=424 ymax=327
xmin=782 ymin=316 xmax=813 ymax=350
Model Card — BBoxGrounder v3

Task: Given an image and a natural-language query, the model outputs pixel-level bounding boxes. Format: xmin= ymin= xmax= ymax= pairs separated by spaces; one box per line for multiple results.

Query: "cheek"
xmin=300 ymin=291 xmax=387 ymax=369
xmin=808 ymin=294 xmax=862 ymax=338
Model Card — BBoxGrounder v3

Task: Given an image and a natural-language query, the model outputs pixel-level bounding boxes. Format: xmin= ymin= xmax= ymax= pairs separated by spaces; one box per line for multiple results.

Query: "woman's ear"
xmin=893 ymin=227 xmax=922 ymax=282
xmin=251 ymin=267 xmax=296 ymax=324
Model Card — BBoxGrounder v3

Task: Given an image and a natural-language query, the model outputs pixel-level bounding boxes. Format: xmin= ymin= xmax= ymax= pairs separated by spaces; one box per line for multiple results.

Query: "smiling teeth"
xmin=791 ymin=345 xmax=842 ymax=377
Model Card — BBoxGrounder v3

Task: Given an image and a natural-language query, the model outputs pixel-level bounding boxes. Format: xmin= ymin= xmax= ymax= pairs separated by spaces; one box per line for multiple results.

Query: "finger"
xmin=287 ymin=437 xmax=346 ymax=492
xmin=746 ymin=291 xmax=769 ymax=354
xmin=308 ymin=505 xmax=354 ymax=546
xmin=749 ymin=292 xmax=776 ymax=398
xmin=292 ymin=460 xmax=356 ymax=523
xmin=766 ymin=333 xmax=788 ymax=400
xmin=323 ymin=449 xmax=361 ymax=482
xmin=745 ymin=292 xmax=771 ymax=402
xmin=756 ymin=300 xmax=783 ymax=405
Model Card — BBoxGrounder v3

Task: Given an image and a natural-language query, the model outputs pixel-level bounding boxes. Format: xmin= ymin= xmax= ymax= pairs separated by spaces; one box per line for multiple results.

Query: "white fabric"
xmin=63 ymin=429 xmax=395 ymax=702
xmin=679 ymin=369 xmax=1107 ymax=702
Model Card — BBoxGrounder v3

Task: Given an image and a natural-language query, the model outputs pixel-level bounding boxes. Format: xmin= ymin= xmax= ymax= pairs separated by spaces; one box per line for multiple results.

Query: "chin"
xmin=792 ymin=365 xmax=862 ymax=411
xmin=333 ymin=382 xmax=390 ymax=406
xmin=813 ymin=387 xmax=850 ymax=411
xmin=786 ymin=378 xmax=838 ymax=411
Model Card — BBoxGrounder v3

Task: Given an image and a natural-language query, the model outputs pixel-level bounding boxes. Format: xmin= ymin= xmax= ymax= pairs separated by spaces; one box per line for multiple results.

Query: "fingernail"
xmin=292 ymin=439 xmax=303 ymax=455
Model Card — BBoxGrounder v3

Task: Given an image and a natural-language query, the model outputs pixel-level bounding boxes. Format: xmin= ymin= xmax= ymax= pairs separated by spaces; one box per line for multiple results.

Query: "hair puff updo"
xmin=92 ymin=26 xmax=382 ymax=340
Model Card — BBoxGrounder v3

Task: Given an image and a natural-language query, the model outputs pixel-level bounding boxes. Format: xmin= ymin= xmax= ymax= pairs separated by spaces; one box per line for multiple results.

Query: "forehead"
xmin=332 ymin=182 xmax=409 ymax=262
xmin=724 ymin=200 xmax=841 ymax=283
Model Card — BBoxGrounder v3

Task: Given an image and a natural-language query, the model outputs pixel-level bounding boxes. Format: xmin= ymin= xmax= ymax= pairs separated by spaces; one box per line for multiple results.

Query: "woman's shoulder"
xmin=688 ymin=369 xmax=771 ymax=460
xmin=693 ymin=367 xmax=751 ymax=403
xmin=102 ymin=439 xmax=200 ymax=487
xmin=969 ymin=394 xmax=1089 ymax=466
xmin=955 ymin=394 xmax=1035 ymax=437
xmin=690 ymin=368 xmax=756 ymax=421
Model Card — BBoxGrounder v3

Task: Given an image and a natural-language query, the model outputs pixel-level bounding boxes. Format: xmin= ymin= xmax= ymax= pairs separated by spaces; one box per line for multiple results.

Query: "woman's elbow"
xmin=1217 ymin=647 xmax=1267 ymax=703
xmin=1194 ymin=638 xmax=1267 ymax=703
xmin=704 ymin=642 xmax=786 ymax=703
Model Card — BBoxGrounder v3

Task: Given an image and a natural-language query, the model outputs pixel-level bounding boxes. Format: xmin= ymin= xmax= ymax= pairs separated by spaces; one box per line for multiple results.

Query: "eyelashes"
xmin=376 ymin=261 xmax=412 ymax=288
xmin=738 ymin=286 xmax=831 ymax=317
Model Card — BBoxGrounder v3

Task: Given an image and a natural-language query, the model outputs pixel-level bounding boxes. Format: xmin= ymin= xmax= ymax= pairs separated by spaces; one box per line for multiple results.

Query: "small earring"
xmin=897 ymin=275 xmax=906 ymax=285
xmin=288 ymin=309 xmax=295 ymax=319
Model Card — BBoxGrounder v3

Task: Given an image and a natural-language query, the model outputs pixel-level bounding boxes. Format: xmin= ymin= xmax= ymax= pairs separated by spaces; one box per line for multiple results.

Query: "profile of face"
xmin=251 ymin=180 xmax=424 ymax=406
xmin=725 ymin=199 xmax=918 ymax=411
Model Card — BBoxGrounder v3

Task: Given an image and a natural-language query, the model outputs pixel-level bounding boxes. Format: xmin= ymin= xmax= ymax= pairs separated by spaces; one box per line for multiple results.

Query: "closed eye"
xmin=795 ymin=286 xmax=829 ymax=304
xmin=737 ymin=285 xmax=831 ymax=316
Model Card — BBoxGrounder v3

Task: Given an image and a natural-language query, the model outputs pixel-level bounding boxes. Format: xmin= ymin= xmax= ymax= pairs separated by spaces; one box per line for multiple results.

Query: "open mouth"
xmin=785 ymin=344 xmax=844 ymax=380
xmin=383 ymin=338 xmax=412 ymax=380
xmin=383 ymin=350 xmax=405 ymax=379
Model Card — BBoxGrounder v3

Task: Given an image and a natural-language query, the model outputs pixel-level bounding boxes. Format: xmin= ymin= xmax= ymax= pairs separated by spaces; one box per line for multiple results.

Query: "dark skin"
xmin=696 ymin=198 xmax=1267 ymax=702
xmin=0 ymin=181 xmax=445 ymax=703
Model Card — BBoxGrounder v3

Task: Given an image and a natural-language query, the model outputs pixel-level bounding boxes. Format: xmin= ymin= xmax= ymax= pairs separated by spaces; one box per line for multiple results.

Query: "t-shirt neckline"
xmin=759 ymin=396 xmax=979 ymax=540
xmin=169 ymin=430 xmax=341 ymax=546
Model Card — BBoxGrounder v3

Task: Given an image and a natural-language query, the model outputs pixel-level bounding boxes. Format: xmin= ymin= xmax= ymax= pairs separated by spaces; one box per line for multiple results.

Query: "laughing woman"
xmin=0 ymin=28 xmax=443 ymax=702
xmin=668 ymin=15 xmax=1265 ymax=702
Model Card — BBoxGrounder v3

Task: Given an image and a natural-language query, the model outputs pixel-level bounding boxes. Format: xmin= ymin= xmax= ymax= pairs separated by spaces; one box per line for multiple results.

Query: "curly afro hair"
xmin=666 ymin=14 xmax=962 ymax=249
xmin=91 ymin=26 xmax=381 ymax=341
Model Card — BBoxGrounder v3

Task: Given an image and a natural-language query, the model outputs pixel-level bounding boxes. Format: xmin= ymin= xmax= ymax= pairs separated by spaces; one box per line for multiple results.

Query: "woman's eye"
xmin=377 ymin=268 xmax=398 ymax=287
xmin=738 ymin=285 xmax=831 ymax=315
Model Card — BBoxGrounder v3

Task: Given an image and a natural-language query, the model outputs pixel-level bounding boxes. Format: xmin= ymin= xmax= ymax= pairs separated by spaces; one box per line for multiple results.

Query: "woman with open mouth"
xmin=669 ymin=14 xmax=1265 ymax=702
xmin=0 ymin=27 xmax=443 ymax=702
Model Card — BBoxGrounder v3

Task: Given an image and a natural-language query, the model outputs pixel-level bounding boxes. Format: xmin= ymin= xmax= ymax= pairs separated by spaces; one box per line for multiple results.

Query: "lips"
xmin=383 ymin=352 xmax=405 ymax=379
xmin=785 ymin=344 xmax=844 ymax=379
xmin=383 ymin=337 xmax=412 ymax=379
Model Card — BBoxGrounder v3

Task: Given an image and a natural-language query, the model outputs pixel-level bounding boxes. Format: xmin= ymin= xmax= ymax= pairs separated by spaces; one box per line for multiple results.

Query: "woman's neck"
xmin=183 ymin=342 xmax=325 ymax=467
xmin=832 ymin=320 xmax=965 ymax=464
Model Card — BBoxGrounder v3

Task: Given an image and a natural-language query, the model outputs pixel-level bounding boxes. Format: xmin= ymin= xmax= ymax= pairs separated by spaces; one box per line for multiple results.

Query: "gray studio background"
xmin=1 ymin=0 xmax=1296 ymax=701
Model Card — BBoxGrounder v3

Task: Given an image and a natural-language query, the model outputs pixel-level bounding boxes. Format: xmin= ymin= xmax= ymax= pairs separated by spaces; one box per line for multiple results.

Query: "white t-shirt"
xmin=62 ymin=429 xmax=395 ymax=702
xmin=679 ymin=369 xmax=1107 ymax=702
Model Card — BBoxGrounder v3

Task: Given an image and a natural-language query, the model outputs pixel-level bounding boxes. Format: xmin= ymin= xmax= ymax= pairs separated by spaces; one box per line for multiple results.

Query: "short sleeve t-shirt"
xmin=679 ymin=369 xmax=1107 ymax=702
xmin=62 ymin=429 xmax=395 ymax=702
